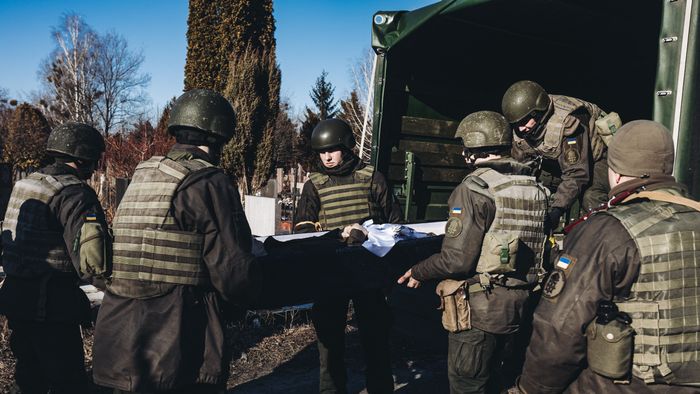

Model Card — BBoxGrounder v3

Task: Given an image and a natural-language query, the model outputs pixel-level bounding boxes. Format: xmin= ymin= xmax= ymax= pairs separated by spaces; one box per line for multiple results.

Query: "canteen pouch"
xmin=436 ymin=279 xmax=471 ymax=333
xmin=477 ymin=232 xmax=519 ymax=274
xmin=585 ymin=317 xmax=635 ymax=379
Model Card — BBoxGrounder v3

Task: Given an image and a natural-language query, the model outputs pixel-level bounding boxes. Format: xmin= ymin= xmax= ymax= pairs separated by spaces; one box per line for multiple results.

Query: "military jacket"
xmin=519 ymin=177 xmax=700 ymax=394
xmin=93 ymin=145 xmax=261 ymax=391
xmin=412 ymin=159 xmax=544 ymax=334
xmin=512 ymin=95 xmax=602 ymax=210
xmin=0 ymin=163 xmax=108 ymax=323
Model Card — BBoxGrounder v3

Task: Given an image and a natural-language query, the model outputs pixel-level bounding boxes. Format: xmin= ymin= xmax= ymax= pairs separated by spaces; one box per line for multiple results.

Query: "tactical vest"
xmin=111 ymin=156 xmax=212 ymax=288
xmin=1 ymin=172 xmax=83 ymax=277
xmin=513 ymin=95 xmax=603 ymax=161
xmin=608 ymin=194 xmax=700 ymax=386
xmin=308 ymin=165 xmax=378 ymax=230
xmin=465 ymin=168 xmax=549 ymax=285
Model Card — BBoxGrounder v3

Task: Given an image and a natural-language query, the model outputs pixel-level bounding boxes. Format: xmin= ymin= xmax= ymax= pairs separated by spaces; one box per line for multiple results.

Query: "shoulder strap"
xmin=623 ymin=191 xmax=700 ymax=212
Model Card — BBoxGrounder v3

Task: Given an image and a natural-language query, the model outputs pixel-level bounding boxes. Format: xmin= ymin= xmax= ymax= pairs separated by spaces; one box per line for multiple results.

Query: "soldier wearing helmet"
xmin=398 ymin=111 xmax=549 ymax=393
xmin=93 ymin=89 xmax=261 ymax=393
xmin=0 ymin=121 xmax=110 ymax=393
xmin=502 ymin=80 xmax=617 ymax=231
xmin=517 ymin=120 xmax=700 ymax=393
xmin=294 ymin=118 xmax=401 ymax=393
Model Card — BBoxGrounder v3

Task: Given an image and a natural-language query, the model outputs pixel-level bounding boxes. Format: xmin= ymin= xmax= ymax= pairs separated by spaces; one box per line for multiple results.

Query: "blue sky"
xmin=0 ymin=0 xmax=434 ymax=121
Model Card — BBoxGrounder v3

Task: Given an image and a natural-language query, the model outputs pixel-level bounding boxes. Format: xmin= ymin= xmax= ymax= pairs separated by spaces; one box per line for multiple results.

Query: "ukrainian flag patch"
xmin=566 ymin=137 xmax=577 ymax=145
xmin=86 ymin=213 xmax=97 ymax=221
xmin=557 ymin=255 xmax=573 ymax=270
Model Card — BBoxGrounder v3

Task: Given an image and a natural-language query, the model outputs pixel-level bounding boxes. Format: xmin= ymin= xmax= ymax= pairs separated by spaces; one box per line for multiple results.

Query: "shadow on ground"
xmin=229 ymin=325 xmax=449 ymax=394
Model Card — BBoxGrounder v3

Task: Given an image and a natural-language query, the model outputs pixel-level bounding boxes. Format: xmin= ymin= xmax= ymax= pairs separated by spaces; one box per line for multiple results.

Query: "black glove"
xmin=544 ymin=207 xmax=565 ymax=234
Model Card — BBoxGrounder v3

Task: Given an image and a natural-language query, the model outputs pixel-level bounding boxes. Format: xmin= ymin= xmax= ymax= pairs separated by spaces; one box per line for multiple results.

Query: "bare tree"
xmin=93 ymin=32 xmax=151 ymax=135
xmin=40 ymin=13 xmax=150 ymax=135
xmin=41 ymin=13 xmax=99 ymax=126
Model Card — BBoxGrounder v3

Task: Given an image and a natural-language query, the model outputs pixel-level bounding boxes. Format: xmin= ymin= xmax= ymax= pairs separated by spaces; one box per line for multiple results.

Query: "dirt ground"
xmin=0 ymin=310 xmax=449 ymax=394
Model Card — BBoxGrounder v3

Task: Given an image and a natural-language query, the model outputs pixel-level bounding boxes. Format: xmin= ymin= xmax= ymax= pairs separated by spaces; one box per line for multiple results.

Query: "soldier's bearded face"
xmin=319 ymin=150 xmax=343 ymax=168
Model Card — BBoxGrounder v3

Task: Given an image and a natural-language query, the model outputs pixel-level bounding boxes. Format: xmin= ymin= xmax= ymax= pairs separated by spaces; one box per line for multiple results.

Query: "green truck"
xmin=370 ymin=0 xmax=700 ymax=222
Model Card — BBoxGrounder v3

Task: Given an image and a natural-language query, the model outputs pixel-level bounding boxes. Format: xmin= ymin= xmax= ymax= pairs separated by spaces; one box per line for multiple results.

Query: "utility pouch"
xmin=436 ymin=279 xmax=471 ymax=333
xmin=585 ymin=316 xmax=635 ymax=379
xmin=477 ymin=232 xmax=519 ymax=274
xmin=594 ymin=112 xmax=622 ymax=146
xmin=78 ymin=222 xmax=110 ymax=279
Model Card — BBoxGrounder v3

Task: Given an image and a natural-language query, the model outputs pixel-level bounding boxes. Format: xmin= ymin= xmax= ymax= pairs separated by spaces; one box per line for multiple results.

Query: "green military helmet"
xmin=311 ymin=119 xmax=356 ymax=151
xmin=46 ymin=122 xmax=105 ymax=162
xmin=167 ymin=89 xmax=236 ymax=143
xmin=501 ymin=80 xmax=551 ymax=124
xmin=455 ymin=111 xmax=511 ymax=149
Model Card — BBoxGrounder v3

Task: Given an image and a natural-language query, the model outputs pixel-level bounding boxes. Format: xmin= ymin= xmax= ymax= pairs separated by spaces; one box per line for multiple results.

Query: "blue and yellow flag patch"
xmin=85 ymin=213 xmax=97 ymax=221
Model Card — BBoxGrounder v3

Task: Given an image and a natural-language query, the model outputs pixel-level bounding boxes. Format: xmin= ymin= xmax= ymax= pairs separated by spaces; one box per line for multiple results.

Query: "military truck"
xmin=369 ymin=0 xmax=700 ymax=222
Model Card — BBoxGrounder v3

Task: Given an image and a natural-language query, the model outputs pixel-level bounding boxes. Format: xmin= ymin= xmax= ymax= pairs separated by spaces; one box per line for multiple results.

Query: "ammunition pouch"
xmin=594 ymin=112 xmax=622 ymax=145
xmin=585 ymin=316 xmax=635 ymax=380
xmin=591 ymin=111 xmax=622 ymax=160
xmin=436 ymin=279 xmax=471 ymax=333
xmin=477 ymin=232 xmax=519 ymax=274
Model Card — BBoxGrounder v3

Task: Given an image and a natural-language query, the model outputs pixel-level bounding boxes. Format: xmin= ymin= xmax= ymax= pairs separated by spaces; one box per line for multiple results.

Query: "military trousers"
xmin=311 ymin=289 xmax=394 ymax=394
xmin=8 ymin=319 xmax=88 ymax=394
xmin=447 ymin=328 xmax=511 ymax=394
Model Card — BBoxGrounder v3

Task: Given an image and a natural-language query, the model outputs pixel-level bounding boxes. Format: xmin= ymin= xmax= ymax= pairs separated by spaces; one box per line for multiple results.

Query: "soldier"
xmin=0 ymin=122 xmax=111 ymax=393
xmin=92 ymin=89 xmax=261 ymax=393
xmin=294 ymin=118 xmax=401 ymax=394
xmin=398 ymin=111 xmax=549 ymax=394
xmin=516 ymin=120 xmax=700 ymax=393
xmin=501 ymin=80 xmax=618 ymax=229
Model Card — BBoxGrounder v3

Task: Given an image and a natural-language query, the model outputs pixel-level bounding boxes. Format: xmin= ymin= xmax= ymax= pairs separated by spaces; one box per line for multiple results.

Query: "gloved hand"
xmin=342 ymin=223 xmax=368 ymax=244
xmin=544 ymin=207 xmax=565 ymax=234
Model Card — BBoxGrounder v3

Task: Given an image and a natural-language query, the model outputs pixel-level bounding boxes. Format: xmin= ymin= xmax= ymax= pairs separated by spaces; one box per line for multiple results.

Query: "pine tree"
xmin=337 ymin=90 xmax=364 ymax=156
xmin=294 ymin=71 xmax=340 ymax=171
xmin=295 ymin=107 xmax=321 ymax=172
xmin=310 ymin=70 xmax=338 ymax=120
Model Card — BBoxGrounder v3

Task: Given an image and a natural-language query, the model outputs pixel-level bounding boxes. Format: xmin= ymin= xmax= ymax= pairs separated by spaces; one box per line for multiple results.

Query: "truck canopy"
xmin=371 ymin=0 xmax=700 ymax=221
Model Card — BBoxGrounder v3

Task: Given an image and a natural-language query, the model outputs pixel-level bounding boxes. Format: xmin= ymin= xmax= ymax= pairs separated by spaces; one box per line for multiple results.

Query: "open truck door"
xmin=370 ymin=0 xmax=700 ymax=222
xmin=370 ymin=0 xmax=700 ymax=346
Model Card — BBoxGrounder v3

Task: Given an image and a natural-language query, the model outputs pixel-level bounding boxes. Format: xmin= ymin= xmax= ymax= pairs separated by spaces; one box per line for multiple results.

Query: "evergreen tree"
xmin=294 ymin=70 xmax=340 ymax=171
xmin=217 ymin=0 xmax=280 ymax=194
xmin=185 ymin=0 xmax=276 ymax=94
xmin=337 ymin=90 xmax=364 ymax=155
xmin=310 ymin=70 xmax=338 ymax=120
xmin=295 ymin=107 xmax=321 ymax=172
xmin=273 ymin=101 xmax=297 ymax=170
xmin=184 ymin=0 xmax=224 ymax=91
